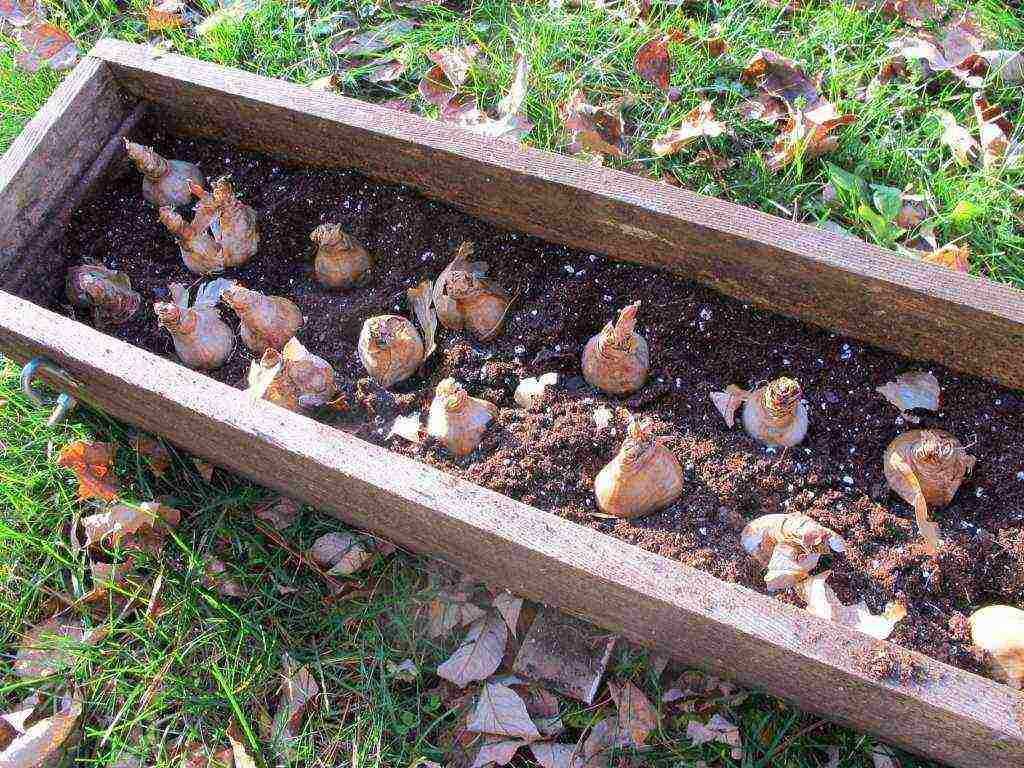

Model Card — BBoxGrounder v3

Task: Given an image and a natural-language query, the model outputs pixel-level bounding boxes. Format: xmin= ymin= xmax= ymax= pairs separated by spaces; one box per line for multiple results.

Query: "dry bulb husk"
xmin=65 ymin=263 xmax=140 ymax=326
xmin=124 ymin=139 xmax=203 ymax=208
xmin=968 ymin=605 xmax=1024 ymax=688
xmin=797 ymin=571 xmax=906 ymax=640
xmin=358 ymin=315 xmax=424 ymax=388
xmin=883 ymin=429 xmax=975 ymax=554
xmin=221 ymin=283 xmax=303 ymax=355
xmin=247 ymin=337 xmax=338 ymax=412
xmin=741 ymin=513 xmax=845 ymax=591
xmin=515 ymin=372 xmax=559 ymax=409
xmin=433 ymin=242 xmax=511 ymax=340
xmin=154 ymin=280 xmax=235 ymax=370
xmin=711 ymin=377 xmax=808 ymax=447
xmin=158 ymin=178 xmax=257 ymax=274
xmin=427 ymin=377 xmax=498 ymax=456
xmin=593 ymin=419 xmax=683 ymax=519
xmin=311 ymin=224 xmax=372 ymax=288
xmin=582 ymin=301 xmax=649 ymax=396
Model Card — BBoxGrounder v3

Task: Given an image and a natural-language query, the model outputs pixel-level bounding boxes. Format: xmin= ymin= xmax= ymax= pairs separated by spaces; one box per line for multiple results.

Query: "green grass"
xmin=2 ymin=0 xmax=1022 ymax=283
xmin=0 ymin=353 xmax=936 ymax=765
xmin=0 ymin=0 xmax=1014 ymax=764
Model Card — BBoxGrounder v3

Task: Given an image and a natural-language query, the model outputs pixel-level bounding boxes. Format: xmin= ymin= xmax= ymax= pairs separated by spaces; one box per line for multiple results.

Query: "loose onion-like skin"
xmin=65 ymin=264 xmax=141 ymax=326
xmin=582 ymin=301 xmax=649 ymax=396
xmin=883 ymin=429 xmax=975 ymax=553
xmin=200 ymin=178 xmax=259 ymax=268
xmin=427 ymin=378 xmax=498 ymax=456
xmin=711 ymin=377 xmax=807 ymax=447
xmin=154 ymin=302 xmax=235 ymax=370
xmin=124 ymin=139 xmax=203 ymax=208
xmin=250 ymin=338 xmax=338 ymax=412
xmin=221 ymin=284 xmax=303 ymax=355
xmin=740 ymin=512 xmax=844 ymax=591
xmin=969 ymin=605 xmax=1024 ymax=689
xmin=594 ymin=419 xmax=683 ymax=518
xmin=358 ymin=315 xmax=424 ymax=388
xmin=433 ymin=242 xmax=511 ymax=340
xmin=311 ymin=224 xmax=372 ymax=288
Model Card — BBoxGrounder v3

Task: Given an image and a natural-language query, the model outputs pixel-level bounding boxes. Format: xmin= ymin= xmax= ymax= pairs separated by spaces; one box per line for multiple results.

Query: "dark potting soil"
xmin=31 ymin=119 xmax=1024 ymax=680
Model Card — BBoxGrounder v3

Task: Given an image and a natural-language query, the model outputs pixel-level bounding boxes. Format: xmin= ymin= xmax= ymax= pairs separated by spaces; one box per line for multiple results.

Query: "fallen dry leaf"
xmin=203 ymin=557 xmax=247 ymax=598
xmin=408 ymin=280 xmax=438 ymax=360
xmin=916 ymin=241 xmax=971 ymax=272
xmin=438 ymin=54 xmax=533 ymax=143
xmin=767 ymin=110 xmax=855 ymax=171
xmin=607 ymin=680 xmax=658 ymax=747
xmin=226 ymin=721 xmax=258 ymax=768
xmin=57 ymin=441 xmax=119 ymax=502
xmin=467 ymin=683 xmax=542 ymax=740
xmin=973 ymin=92 xmax=1016 ymax=169
xmin=0 ymin=694 xmax=82 ymax=768
xmin=146 ymin=1 xmax=186 ymax=31
xmin=82 ymin=501 xmax=180 ymax=552
xmin=269 ymin=653 xmax=319 ymax=758
xmin=332 ymin=19 xmax=415 ymax=57
xmin=192 ymin=458 xmax=214 ymax=482
xmin=14 ymin=618 xmax=107 ymax=679
xmin=365 ymin=59 xmax=406 ymax=84
xmin=470 ymin=736 xmax=527 ymax=768
xmin=530 ymin=742 xmax=583 ymax=768
xmin=133 ymin=434 xmax=171 ymax=477
xmin=580 ymin=716 xmax=625 ymax=768
xmin=15 ymin=21 xmax=78 ymax=72
xmin=740 ymin=50 xmax=837 ymax=124
xmin=493 ymin=592 xmax=523 ymax=637
xmin=0 ymin=0 xmax=43 ymax=26
xmin=633 ymin=32 xmax=684 ymax=91
xmin=876 ymin=371 xmax=940 ymax=422
xmin=686 ymin=713 xmax=743 ymax=759
xmin=521 ymin=687 xmax=563 ymax=736
xmin=797 ymin=571 xmax=907 ymax=639
xmin=437 ymin=614 xmax=508 ymax=687
xmin=651 ymin=101 xmax=727 ymax=157
xmin=0 ymin=694 xmax=42 ymax=741
xmin=253 ymin=496 xmax=301 ymax=530
xmin=307 ymin=531 xmax=374 ymax=576
xmin=559 ymin=92 xmax=629 ymax=158
xmin=427 ymin=591 xmax=487 ymax=639
xmin=934 ymin=110 xmax=979 ymax=166
xmin=419 ymin=43 xmax=480 ymax=106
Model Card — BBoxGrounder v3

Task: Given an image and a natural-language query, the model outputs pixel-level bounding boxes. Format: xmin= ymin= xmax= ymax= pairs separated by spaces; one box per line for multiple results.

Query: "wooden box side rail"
xmin=0 ymin=291 xmax=1021 ymax=768
xmin=90 ymin=38 xmax=1024 ymax=390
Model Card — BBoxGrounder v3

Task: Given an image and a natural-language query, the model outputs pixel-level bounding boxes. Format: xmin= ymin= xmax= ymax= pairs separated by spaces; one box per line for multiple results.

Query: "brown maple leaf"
xmin=15 ymin=21 xmax=78 ymax=72
xmin=634 ymin=31 xmax=686 ymax=91
xmin=559 ymin=91 xmax=631 ymax=158
xmin=768 ymin=110 xmax=855 ymax=171
xmin=740 ymin=50 xmax=837 ymax=123
xmin=57 ymin=441 xmax=120 ymax=502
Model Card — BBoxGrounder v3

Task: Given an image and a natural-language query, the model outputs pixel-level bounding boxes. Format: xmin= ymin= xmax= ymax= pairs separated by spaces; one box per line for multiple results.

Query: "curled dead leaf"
xmin=307 ymin=531 xmax=374 ymax=576
xmin=607 ymin=680 xmax=658 ymax=747
xmin=15 ymin=618 xmax=107 ymax=679
xmin=82 ymin=501 xmax=180 ymax=552
xmin=269 ymin=654 xmax=319 ymax=758
xmin=559 ymin=92 xmax=628 ymax=158
xmin=740 ymin=50 xmax=836 ymax=124
xmin=15 ymin=21 xmax=78 ymax=72
xmin=57 ymin=441 xmax=119 ymax=502
xmin=686 ymin=713 xmax=743 ymax=759
xmin=437 ymin=614 xmax=508 ymax=687
xmin=876 ymin=371 xmax=940 ymax=422
xmin=973 ymin=93 xmax=1016 ymax=169
xmin=797 ymin=571 xmax=906 ymax=639
xmin=934 ymin=110 xmax=979 ymax=166
xmin=768 ymin=110 xmax=855 ymax=171
xmin=419 ymin=43 xmax=480 ymax=106
xmin=467 ymin=683 xmax=541 ymax=741
xmin=633 ymin=32 xmax=681 ymax=91
xmin=651 ymin=101 xmax=727 ymax=157
xmin=493 ymin=592 xmax=523 ymax=637
xmin=0 ymin=693 xmax=82 ymax=768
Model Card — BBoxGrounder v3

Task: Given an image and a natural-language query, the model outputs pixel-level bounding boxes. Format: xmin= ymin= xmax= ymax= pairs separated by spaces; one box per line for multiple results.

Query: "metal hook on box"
xmin=20 ymin=357 xmax=80 ymax=427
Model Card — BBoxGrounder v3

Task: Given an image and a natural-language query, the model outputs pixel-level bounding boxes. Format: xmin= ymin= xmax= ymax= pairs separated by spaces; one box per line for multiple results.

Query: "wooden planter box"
xmin=2 ymin=40 xmax=1023 ymax=768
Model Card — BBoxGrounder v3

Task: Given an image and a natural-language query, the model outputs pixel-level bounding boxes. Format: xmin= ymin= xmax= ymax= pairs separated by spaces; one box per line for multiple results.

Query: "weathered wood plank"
xmin=89 ymin=38 xmax=1024 ymax=391
xmin=0 ymin=290 xmax=1020 ymax=768
xmin=0 ymin=56 xmax=130 ymax=270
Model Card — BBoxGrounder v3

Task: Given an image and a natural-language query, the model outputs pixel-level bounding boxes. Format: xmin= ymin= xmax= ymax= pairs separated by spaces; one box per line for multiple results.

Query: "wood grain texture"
xmin=0 ymin=290 xmax=1021 ymax=768
xmin=89 ymin=38 xmax=1024 ymax=390
xmin=0 ymin=56 xmax=130 ymax=270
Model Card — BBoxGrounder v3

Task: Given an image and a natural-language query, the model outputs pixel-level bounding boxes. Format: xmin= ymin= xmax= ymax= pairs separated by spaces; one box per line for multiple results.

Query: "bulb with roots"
xmin=357 ymin=315 xmax=425 ymax=388
xmin=192 ymin=178 xmax=258 ymax=268
xmin=248 ymin=338 xmax=338 ymax=412
xmin=432 ymin=242 xmax=511 ymax=340
xmin=124 ymin=139 xmax=204 ymax=208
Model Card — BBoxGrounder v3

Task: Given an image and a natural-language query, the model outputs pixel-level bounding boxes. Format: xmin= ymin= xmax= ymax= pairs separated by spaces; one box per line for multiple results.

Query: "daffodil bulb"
xmin=247 ymin=337 xmax=337 ymax=412
xmin=311 ymin=224 xmax=372 ymax=288
xmin=195 ymin=178 xmax=258 ymax=267
xmin=357 ymin=315 xmax=424 ymax=388
xmin=968 ymin=605 xmax=1024 ymax=688
xmin=427 ymin=377 xmax=498 ymax=456
xmin=65 ymin=263 xmax=140 ymax=326
xmin=582 ymin=302 xmax=649 ymax=396
xmin=220 ymin=283 xmax=303 ymax=355
xmin=883 ymin=429 xmax=975 ymax=554
xmin=124 ymin=139 xmax=203 ymax=208
xmin=154 ymin=281 xmax=235 ymax=370
xmin=593 ymin=419 xmax=683 ymax=518
xmin=432 ymin=242 xmax=511 ymax=340
xmin=711 ymin=377 xmax=808 ymax=447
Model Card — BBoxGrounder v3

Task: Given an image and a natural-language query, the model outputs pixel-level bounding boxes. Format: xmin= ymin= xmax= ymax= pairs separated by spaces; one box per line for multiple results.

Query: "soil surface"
xmin=30 ymin=119 xmax=1024 ymax=680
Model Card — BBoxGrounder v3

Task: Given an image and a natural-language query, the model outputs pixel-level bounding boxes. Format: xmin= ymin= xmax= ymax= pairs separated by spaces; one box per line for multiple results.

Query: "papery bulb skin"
xmin=741 ymin=513 xmax=845 ymax=566
xmin=154 ymin=301 xmax=234 ymax=370
xmin=884 ymin=429 xmax=975 ymax=511
xmin=65 ymin=263 xmax=141 ymax=326
xmin=202 ymin=178 xmax=258 ymax=267
xmin=433 ymin=242 xmax=511 ymax=340
xmin=221 ymin=284 xmax=303 ymax=355
xmin=969 ymin=605 xmax=1024 ymax=689
xmin=427 ymin=377 xmax=498 ymax=457
xmin=744 ymin=378 xmax=808 ymax=447
xmin=253 ymin=338 xmax=338 ymax=412
xmin=159 ymin=205 xmax=224 ymax=275
xmin=582 ymin=302 xmax=649 ymax=396
xmin=124 ymin=139 xmax=203 ymax=208
xmin=311 ymin=224 xmax=372 ymax=289
xmin=358 ymin=315 xmax=424 ymax=388
xmin=593 ymin=420 xmax=683 ymax=518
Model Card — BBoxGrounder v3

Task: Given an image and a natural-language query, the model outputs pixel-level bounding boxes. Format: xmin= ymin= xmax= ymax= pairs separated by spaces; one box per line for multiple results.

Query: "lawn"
xmin=0 ymin=0 xmax=1019 ymax=765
